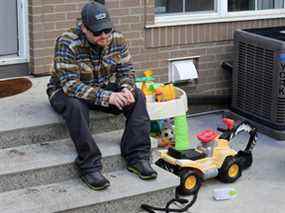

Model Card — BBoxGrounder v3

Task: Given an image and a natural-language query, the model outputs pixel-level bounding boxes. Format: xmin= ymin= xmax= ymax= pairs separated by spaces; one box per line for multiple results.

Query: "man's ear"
xmin=81 ymin=24 xmax=87 ymax=34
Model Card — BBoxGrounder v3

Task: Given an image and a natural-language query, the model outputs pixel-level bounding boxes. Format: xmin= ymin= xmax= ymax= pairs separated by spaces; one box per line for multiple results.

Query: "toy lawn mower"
xmin=156 ymin=118 xmax=257 ymax=196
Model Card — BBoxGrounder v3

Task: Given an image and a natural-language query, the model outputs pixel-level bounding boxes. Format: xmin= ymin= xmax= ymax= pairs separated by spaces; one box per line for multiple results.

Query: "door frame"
xmin=0 ymin=0 xmax=29 ymax=66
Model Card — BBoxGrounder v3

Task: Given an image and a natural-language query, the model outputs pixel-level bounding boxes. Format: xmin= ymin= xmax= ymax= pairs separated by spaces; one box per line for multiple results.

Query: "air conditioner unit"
xmin=232 ymin=26 xmax=285 ymax=139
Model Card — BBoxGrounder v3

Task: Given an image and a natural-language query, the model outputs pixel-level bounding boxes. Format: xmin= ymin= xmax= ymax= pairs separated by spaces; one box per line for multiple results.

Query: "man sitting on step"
xmin=46 ymin=1 xmax=157 ymax=191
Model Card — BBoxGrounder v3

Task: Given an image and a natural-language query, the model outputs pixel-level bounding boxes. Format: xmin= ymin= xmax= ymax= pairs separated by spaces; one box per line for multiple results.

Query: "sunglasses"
xmin=88 ymin=27 xmax=113 ymax=37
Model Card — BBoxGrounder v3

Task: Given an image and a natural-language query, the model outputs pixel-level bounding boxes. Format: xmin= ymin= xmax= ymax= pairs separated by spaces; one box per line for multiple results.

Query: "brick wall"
xmin=28 ymin=0 xmax=285 ymax=96
xmin=28 ymin=0 xmax=86 ymax=76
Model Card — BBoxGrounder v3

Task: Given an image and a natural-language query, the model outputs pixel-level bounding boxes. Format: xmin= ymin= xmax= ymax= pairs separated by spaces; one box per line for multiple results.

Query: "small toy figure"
xmin=159 ymin=127 xmax=175 ymax=148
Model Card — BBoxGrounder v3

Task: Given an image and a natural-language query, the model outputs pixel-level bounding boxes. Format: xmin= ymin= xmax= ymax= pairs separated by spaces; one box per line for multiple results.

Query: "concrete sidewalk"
xmin=0 ymin=77 xmax=283 ymax=213
xmin=184 ymin=113 xmax=285 ymax=213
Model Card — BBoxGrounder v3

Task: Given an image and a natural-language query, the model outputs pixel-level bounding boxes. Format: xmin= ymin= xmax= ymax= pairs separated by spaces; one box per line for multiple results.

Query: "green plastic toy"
xmin=174 ymin=114 xmax=190 ymax=150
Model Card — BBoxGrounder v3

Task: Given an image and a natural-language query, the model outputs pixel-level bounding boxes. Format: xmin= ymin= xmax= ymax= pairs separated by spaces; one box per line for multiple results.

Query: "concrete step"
xmin=0 ymin=165 xmax=179 ymax=213
xmin=0 ymin=130 xmax=158 ymax=193
xmin=0 ymin=77 xmax=124 ymax=149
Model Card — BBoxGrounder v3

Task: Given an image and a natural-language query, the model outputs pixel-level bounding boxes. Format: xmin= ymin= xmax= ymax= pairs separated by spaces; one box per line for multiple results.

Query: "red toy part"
xmin=196 ymin=129 xmax=219 ymax=143
xmin=223 ymin=118 xmax=235 ymax=130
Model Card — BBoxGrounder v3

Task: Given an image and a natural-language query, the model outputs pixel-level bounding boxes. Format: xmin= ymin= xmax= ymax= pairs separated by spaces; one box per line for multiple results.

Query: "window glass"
xmin=228 ymin=0 xmax=284 ymax=11
xmin=257 ymin=0 xmax=284 ymax=9
xmin=0 ymin=0 xmax=18 ymax=56
xmin=185 ymin=0 xmax=215 ymax=12
xmin=155 ymin=0 xmax=167 ymax=14
xmin=155 ymin=0 xmax=285 ymax=16
xmin=228 ymin=0 xmax=255 ymax=11
xmin=155 ymin=0 xmax=183 ymax=14
xmin=155 ymin=0 xmax=215 ymax=14
xmin=167 ymin=0 xmax=183 ymax=13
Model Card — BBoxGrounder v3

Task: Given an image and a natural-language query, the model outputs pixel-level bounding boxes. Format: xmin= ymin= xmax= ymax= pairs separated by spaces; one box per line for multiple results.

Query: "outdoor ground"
xmin=179 ymin=112 xmax=285 ymax=213
xmin=1 ymin=76 xmax=283 ymax=212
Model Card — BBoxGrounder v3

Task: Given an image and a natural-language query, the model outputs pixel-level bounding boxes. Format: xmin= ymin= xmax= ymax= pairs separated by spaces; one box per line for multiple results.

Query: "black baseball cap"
xmin=81 ymin=2 xmax=112 ymax=33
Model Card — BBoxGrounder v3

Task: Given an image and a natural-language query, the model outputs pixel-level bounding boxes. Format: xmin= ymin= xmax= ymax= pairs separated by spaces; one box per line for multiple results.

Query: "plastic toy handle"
xmin=223 ymin=118 xmax=234 ymax=130
xmin=196 ymin=129 xmax=218 ymax=143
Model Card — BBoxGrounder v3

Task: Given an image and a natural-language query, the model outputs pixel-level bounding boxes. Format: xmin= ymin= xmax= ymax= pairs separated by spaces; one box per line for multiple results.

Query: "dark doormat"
xmin=0 ymin=78 xmax=32 ymax=98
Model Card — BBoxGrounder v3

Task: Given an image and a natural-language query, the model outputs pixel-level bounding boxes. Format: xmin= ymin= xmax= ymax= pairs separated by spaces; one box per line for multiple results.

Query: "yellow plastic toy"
xmin=156 ymin=118 xmax=257 ymax=195
xmin=144 ymin=70 xmax=153 ymax=77
xmin=155 ymin=84 xmax=176 ymax=102
xmin=135 ymin=70 xmax=155 ymax=96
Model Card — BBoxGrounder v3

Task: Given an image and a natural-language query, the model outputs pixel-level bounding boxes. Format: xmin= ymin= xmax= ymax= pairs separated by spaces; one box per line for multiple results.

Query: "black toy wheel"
xmin=177 ymin=170 xmax=202 ymax=196
xmin=218 ymin=156 xmax=242 ymax=183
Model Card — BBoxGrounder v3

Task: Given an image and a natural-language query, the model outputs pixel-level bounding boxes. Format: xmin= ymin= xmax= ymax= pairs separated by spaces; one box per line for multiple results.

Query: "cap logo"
xmin=95 ymin=13 xmax=106 ymax=20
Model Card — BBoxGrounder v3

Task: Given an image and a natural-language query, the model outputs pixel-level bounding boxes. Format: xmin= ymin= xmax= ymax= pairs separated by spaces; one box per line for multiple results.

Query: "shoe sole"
xmin=127 ymin=166 xmax=157 ymax=180
xmin=80 ymin=176 xmax=110 ymax=191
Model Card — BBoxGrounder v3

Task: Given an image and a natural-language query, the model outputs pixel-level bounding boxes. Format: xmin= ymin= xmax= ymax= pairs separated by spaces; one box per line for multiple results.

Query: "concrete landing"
xmin=0 ymin=76 xmax=60 ymax=132
xmin=0 ymin=77 xmax=124 ymax=148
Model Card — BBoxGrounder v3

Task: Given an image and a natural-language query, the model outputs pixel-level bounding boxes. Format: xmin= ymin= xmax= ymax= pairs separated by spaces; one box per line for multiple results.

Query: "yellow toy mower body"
xmin=156 ymin=119 xmax=257 ymax=195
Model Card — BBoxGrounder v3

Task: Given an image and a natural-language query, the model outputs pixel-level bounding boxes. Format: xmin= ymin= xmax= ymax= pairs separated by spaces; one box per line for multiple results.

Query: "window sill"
xmin=146 ymin=9 xmax=285 ymax=29
xmin=0 ymin=56 xmax=29 ymax=66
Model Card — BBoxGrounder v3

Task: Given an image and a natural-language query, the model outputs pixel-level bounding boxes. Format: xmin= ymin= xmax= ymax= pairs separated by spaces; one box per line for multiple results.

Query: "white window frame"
xmin=149 ymin=0 xmax=285 ymax=28
xmin=0 ymin=0 xmax=29 ymax=65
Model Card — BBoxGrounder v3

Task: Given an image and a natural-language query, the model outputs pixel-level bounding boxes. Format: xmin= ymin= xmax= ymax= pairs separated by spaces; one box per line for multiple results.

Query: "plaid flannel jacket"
xmin=47 ymin=26 xmax=135 ymax=107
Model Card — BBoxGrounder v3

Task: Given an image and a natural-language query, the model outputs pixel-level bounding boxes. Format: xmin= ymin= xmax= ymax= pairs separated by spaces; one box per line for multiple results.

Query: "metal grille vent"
xmin=236 ymin=42 xmax=274 ymax=120
xmin=277 ymin=97 xmax=285 ymax=123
